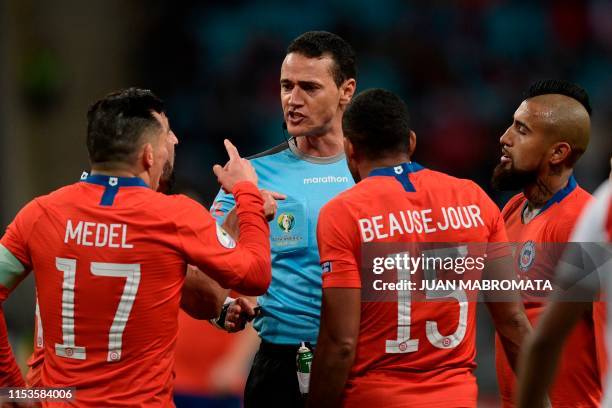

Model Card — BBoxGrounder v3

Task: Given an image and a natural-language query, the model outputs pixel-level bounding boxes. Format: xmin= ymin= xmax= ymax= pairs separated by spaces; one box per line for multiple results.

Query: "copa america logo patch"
xmin=322 ymin=261 xmax=332 ymax=273
xmin=216 ymin=223 xmax=236 ymax=249
xmin=277 ymin=212 xmax=295 ymax=233
xmin=518 ymin=240 xmax=536 ymax=272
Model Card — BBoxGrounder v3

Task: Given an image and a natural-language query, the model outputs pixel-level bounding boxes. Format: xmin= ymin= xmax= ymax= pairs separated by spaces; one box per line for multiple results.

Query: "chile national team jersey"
xmin=495 ymin=175 xmax=604 ymax=408
xmin=565 ymin=181 xmax=611 ymax=406
xmin=0 ymin=174 xmax=270 ymax=407
xmin=211 ymin=140 xmax=353 ymax=344
xmin=317 ymin=162 xmax=509 ymax=408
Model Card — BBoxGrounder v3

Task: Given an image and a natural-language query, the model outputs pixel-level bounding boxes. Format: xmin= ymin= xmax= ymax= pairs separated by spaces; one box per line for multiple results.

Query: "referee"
xmin=211 ymin=31 xmax=357 ymax=407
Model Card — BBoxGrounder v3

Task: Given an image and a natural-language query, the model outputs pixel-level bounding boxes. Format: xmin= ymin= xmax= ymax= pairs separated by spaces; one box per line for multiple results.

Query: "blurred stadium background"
xmin=1 ymin=0 xmax=611 ymax=406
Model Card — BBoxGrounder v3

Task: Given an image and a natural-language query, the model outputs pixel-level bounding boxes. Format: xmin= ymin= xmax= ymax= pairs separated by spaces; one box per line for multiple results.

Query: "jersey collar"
xmin=80 ymin=172 xmax=148 ymax=206
xmin=80 ymin=172 xmax=148 ymax=188
xmin=523 ymin=174 xmax=578 ymax=220
xmin=367 ymin=162 xmax=425 ymax=192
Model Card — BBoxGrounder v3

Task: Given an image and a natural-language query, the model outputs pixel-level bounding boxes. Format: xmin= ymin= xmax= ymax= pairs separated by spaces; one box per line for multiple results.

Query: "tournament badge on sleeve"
xmin=216 ymin=223 xmax=236 ymax=249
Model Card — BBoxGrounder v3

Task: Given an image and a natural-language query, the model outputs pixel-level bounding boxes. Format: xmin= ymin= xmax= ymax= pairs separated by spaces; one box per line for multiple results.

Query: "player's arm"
xmin=518 ymin=182 xmax=611 ymax=408
xmin=483 ymin=254 xmax=532 ymax=373
xmin=180 ymin=265 xmax=227 ymax=320
xmin=0 ymin=198 xmax=43 ymax=388
xmin=0 ymin=245 xmax=28 ymax=387
xmin=308 ymin=287 xmax=360 ymax=408
xmin=516 ymin=301 xmax=590 ymax=408
xmin=221 ymin=189 xmax=285 ymax=239
xmin=480 ymin=200 xmax=532 ymax=373
xmin=182 ymin=272 xmax=259 ymax=331
xmin=0 ymin=300 xmax=26 ymax=387
xmin=308 ymin=200 xmax=360 ymax=408
xmin=180 ymin=140 xmax=271 ymax=295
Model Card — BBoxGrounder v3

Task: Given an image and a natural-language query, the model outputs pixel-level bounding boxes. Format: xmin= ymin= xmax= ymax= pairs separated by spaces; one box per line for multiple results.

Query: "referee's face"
xmin=280 ymin=52 xmax=344 ymax=138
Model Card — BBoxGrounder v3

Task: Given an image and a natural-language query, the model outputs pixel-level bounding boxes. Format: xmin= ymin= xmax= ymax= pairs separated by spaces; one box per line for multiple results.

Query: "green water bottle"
xmin=296 ymin=342 xmax=313 ymax=395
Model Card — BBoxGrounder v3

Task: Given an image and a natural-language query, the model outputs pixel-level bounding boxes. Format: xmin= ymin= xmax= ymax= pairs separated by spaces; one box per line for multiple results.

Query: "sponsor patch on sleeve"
xmin=322 ymin=261 xmax=332 ymax=274
xmin=216 ymin=223 xmax=237 ymax=249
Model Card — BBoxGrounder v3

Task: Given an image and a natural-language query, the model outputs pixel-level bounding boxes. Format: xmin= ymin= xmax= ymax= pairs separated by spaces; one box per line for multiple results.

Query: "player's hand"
xmin=213 ymin=139 xmax=258 ymax=193
xmin=260 ymin=190 xmax=286 ymax=221
xmin=224 ymin=297 xmax=259 ymax=332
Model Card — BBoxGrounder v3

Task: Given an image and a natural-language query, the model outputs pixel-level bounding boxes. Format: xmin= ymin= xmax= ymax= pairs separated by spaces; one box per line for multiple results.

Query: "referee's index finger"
xmin=224 ymin=139 xmax=241 ymax=161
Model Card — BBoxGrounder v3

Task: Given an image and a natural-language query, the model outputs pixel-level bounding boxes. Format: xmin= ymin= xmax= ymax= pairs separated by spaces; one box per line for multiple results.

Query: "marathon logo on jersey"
xmin=322 ymin=261 xmax=332 ymax=274
xmin=518 ymin=240 xmax=536 ymax=272
xmin=303 ymin=175 xmax=350 ymax=185
xmin=216 ymin=224 xmax=236 ymax=249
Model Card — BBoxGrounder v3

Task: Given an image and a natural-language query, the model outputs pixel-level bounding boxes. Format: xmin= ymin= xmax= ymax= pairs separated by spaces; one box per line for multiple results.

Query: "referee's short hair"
xmin=287 ymin=31 xmax=356 ymax=86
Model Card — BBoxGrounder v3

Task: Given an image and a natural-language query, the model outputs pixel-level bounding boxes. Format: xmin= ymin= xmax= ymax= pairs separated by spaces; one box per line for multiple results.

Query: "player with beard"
xmin=492 ymin=80 xmax=604 ymax=407
xmin=210 ymin=31 xmax=356 ymax=407
xmin=0 ymin=88 xmax=272 ymax=406
xmin=16 ymin=97 xmax=265 ymax=393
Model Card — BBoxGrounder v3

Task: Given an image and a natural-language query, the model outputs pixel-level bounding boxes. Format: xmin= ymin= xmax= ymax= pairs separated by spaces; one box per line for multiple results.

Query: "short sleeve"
xmin=0 ymin=199 xmax=44 ymax=271
xmin=210 ymin=188 xmax=236 ymax=225
xmin=317 ymin=199 xmax=361 ymax=289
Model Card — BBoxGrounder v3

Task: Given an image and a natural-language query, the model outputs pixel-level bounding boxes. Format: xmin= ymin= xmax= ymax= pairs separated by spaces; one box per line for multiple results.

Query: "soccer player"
xmin=308 ymin=88 xmax=531 ymax=407
xmin=491 ymin=80 xmax=603 ymax=407
xmin=211 ymin=31 xmax=356 ymax=407
xmin=19 ymin=190 xmax=265 ymax=390
xmin=0 ymin=88 xmax=271 ymax=406
xmin=516 ymin=170 xmax=611 ymax=408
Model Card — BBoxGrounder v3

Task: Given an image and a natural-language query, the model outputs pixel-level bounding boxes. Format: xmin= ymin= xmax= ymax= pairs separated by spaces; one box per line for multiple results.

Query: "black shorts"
xmin=244 ymin=341 xmax=312 ymax=408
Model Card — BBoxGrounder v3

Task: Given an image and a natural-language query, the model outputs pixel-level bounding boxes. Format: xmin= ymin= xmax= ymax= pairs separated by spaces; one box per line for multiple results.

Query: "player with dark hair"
xmin=492 ymin=79 xmax=604 ymax=407
xmin=517 ymin=160 xmax=611 ymax=408
xmin=308 ymin=88 xmax=531 ymax=407
xmin=0 ymin=88 xmax=271 ymax=406
xmin=211 ymin=30 xmax=356 ymax=407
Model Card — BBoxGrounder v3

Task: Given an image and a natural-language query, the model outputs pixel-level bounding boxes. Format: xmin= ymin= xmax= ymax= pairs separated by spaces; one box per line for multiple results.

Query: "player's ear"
xmin=344 ymin=137 xmax=356 ymax=161
xmin=143 ymin=143 xmax=155 ymax=170
xmin=408 ymin=130 xmax=417 ymax=158
xmin=549 ymin=141 xmax=571 ymax=166
xmin=339 ymin=78 xmax=356 ymax=107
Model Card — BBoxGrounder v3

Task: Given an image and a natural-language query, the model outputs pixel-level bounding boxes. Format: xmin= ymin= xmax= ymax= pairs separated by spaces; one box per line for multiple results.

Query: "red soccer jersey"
xmin=25 ymin=296 xmax=44 ymax=387
xmin=0 ymin=174 xmax=270 ymax=407
xmin=495 ymin=175 xmax=603 ymax=407
xmin=318 ymin=163 xmax=509 ymax=408
xmin=0 ymin=286 xmax=24 ymax=387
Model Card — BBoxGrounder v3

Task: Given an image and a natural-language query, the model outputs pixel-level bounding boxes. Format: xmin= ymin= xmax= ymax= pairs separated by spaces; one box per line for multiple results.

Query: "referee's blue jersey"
xmin=211 ymin=139 xmax=354 ymax=344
